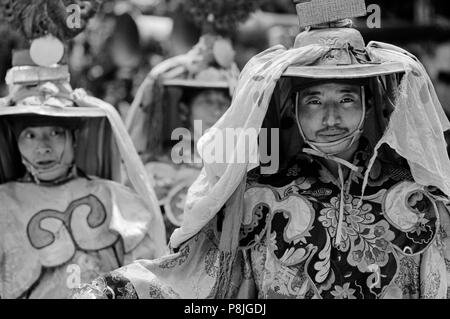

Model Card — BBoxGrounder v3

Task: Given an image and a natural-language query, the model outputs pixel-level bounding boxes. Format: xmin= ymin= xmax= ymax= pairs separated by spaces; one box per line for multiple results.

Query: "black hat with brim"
xmin=5 ymin=114 xmax=83 ymax=139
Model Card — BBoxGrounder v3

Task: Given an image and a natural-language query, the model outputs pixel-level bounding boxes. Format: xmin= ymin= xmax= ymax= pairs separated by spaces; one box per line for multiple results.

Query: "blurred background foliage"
xmin=1 ymin=0 xmax=449 ymax=116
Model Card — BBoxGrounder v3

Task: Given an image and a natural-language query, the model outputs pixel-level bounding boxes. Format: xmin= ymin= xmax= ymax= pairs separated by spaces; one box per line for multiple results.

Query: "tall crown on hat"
xmin=173 ymin=0 xmax=262 ymax=36
xmin=0 ymin=0 xmax=102 ymax=65
xmin=294 ymin=0 xmax=367 ymax=29
xmin=162 ymin=0 xmax=263 ymax=91
xmin=0 ymin=0 xmax=102 ymax=44
xmin=125 ymin=0 xmax=263 ymax=161
xmin=283 ymin=0 xmax=404 ymax=79
xmin=0 ymin=0 xmax=162 ymax=191
xmin=0 ymin=1 xmax=103 ymax=106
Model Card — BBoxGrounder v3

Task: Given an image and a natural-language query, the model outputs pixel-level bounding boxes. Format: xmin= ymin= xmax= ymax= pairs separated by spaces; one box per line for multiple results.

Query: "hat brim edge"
xmin=282 ymin=62 xmax=406 ymax=79
xmin=163 ymin=79 xmax=229 ymax=89
xmin=0 ymin=105 xmax=106 ymax=118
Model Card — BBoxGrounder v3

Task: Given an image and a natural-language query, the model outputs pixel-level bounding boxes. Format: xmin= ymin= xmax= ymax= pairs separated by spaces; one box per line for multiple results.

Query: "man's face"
xmin=190 ymin=89 xmax=231 ymax=134
xmin=296 ymin=82 xmax=364 ymax=145
xmin=17 ymin=126 xmax=74 ymax=181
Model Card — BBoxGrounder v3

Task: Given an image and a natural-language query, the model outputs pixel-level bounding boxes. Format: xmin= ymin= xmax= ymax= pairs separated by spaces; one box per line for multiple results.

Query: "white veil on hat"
xmin=0 ymin=0 xmax=167 ymax=257
xmin=171 ymin=40 xmax=450 ymax=251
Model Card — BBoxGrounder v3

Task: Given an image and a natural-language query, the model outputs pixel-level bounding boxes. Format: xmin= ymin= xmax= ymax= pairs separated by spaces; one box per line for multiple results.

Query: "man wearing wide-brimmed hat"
xmin=0 ymin=0 xmax=166 ymax=299
xmin=75 ymin=0 xmax=450 ymax=299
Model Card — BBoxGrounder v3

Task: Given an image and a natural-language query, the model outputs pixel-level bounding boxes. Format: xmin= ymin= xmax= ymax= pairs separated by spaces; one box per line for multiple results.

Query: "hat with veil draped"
xmin=169 ymin=1 xmax=450 ymax=298
xmin=125 ymin=0 xmax=262 ymax=159
xmin=0 ymin=0 xmax=167 ymax=256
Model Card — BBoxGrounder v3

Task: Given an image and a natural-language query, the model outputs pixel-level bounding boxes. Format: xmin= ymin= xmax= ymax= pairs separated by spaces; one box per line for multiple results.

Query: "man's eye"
xmin=307 ymin=100 xmax=321 ymax=105
xmin=341 ymin=98 xmax=354 ymax=103
xmin=51 ymin=130 xmax=64 ymax=137
xmin=25 ymin=133 xmax=34 ymax=139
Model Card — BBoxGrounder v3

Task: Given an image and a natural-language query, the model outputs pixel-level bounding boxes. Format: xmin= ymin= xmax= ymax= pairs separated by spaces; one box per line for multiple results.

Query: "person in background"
xmin=124 ymin=0 xmax=260 ymax=239
xmin=0 ymin=0 xmax=166 ymax=299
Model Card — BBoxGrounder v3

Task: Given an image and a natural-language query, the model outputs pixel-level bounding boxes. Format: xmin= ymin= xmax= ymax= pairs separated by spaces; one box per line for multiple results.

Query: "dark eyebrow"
xmin=301 ymin=90 xmax=322 ymax=97
xmin=339 ymin=87 xmax=359 ymax=94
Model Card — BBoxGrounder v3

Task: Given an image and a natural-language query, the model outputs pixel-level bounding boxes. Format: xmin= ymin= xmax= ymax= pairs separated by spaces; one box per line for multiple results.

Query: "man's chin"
xmin=33 ymin=167 xmax=70 ymax=182
xmin=312 ymin=139 xmax=354 ymax=155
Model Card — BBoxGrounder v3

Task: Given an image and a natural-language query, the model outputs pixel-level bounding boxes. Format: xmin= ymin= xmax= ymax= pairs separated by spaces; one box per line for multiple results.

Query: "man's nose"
xmin=322 ymin=104 xmax=342 ymax=127
xmin=36 ymin=140 xmax=53 ymax=154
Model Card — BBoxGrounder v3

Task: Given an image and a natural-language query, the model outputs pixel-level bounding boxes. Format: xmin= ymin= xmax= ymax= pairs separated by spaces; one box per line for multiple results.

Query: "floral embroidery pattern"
xmin=421 ymin=271 xmax=441 ymax=299
xmin=159 ymin=244 xmax=190 ymax=269
xmin=106 ymin=271 xmax=138 ymax=299
xmin=269 ymin=264 xmax=309 ymax=298
xmin=148 ymin=285 xmax=165 ymax=299
xmin=205 ymin=247 xmax=219 ymax=277
xmin=240 ymin=203 xmax=269 ymax=248
xmin=244 ymin=138 xmax=438 ymax=299
xmin=330 ymin=283 xmax=356 ymax=299
xmin=445 ymin=258 xmax=450 ymax=273
xmin=117 ymin=282 xmax=138 ymax=299
xmin=404 ymin=191 xmax=435 ymax=244
xmin=72 ymin=277 xmax=110 ymax=299
xmin=301 ymin=187 xmax=333 ymax=199
xmin=240 ymin=250 xmax=254 ymax=281
xmin=393 ymin=256 xmax=420 ymax=298
xmin=318 ymin=194 xmax=397 ymax=272
xmin=147 ymin=280 xmax=180 ymax=299
xmin=73 ymin=271 xmax=139 ymax=299
xmin=286 ymin=164 xmax=301 ymax=177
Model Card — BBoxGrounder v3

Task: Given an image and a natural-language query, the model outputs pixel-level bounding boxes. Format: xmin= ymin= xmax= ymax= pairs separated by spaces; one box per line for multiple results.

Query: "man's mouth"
xmin=35 ymin=160 xmax=58 ymax=169
xmin=318 ymin=131 xmax=347 ymax=137
xmin=316 ymin=129 xmax=349 ymax=141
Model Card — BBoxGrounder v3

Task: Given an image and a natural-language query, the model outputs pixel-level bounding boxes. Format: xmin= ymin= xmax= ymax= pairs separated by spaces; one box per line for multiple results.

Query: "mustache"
xmin=316 ymin=127 xmax=349 ymax=136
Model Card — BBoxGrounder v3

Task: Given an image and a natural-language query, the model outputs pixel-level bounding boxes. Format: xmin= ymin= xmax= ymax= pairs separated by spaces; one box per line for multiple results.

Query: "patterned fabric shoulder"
xmin=383 ymin=181 xmax=439 ymax=256
xmin=239 ymin=184 xmax=274 ymax=250
xmin=72 ymin=271 xmax=138 ymax=299
xmin=239 ymin=159 xmax=320 ymax=250
xmin=360 ymin=157 xmax=414 ymax=192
